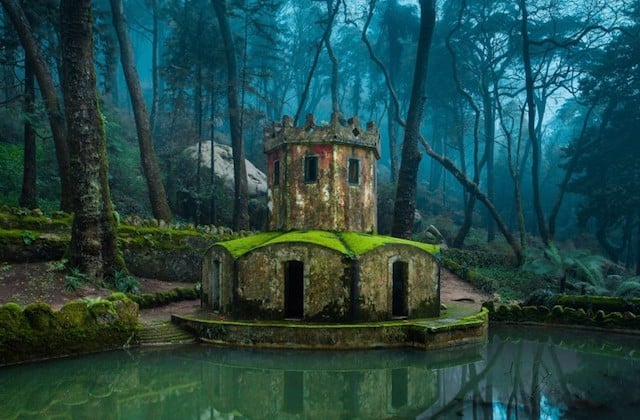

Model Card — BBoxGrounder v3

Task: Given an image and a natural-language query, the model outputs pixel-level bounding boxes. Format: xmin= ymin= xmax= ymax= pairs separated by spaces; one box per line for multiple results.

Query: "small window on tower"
xmin=348 ymin=158 xmax=360 ymax=185
xmin=304 ymin=156 xmax=318 ymax=183
xmin=273 ymin=160 xmax=280 ymax=186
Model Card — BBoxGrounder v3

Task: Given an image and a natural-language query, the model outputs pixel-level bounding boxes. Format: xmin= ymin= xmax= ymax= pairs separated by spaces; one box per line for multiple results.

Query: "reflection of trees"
xmin=3 ymin=332 xmax=640 ymax=419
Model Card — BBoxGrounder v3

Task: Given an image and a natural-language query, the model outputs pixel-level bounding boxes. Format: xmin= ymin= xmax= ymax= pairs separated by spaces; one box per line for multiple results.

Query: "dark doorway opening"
xmin=212 ymin=261 xmax=221 ymax=311
xmin=285 ymin=260 xmax=304 ymax=318
xmin=392 ymin=261 xmax=408 ymax=317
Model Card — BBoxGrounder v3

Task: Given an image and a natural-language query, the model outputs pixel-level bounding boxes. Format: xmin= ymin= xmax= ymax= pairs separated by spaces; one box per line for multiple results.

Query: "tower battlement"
xmin=264 ymin=112 xmax=380 ymax=158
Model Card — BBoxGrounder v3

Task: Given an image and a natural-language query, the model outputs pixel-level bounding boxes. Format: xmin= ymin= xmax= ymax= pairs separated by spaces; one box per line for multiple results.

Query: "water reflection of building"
xmin=199 ymin=362 xmax=438 ymax=418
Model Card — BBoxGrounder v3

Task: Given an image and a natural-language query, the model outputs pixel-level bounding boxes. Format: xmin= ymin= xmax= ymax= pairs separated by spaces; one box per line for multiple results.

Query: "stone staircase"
xmin=137 ymin=321 xmax=197 ymax=345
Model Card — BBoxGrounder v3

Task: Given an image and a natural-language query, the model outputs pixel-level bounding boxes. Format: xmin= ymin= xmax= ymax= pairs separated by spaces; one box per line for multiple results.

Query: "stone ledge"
xmin=171 ymin=307 xmax=488 ymax=351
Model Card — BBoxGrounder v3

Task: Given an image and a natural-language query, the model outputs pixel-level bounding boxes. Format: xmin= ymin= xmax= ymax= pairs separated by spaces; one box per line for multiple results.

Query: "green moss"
xmin=107 ymin=292 xmax=128 ymax=302
xmin=216 ymin=230 xmax=440 ymax=260
xmin=57 ymin=301 xmax=91 ymax=328
xmin=0 ymin=229 xmax=41 ymax=242
xmin=88 ymin=300 xmax=117 ymax=325
xmin=0 ymin=302 xmax=29 ymax=331
xmin=215 ymin=231 xmax=282 ymax=258
xmin=23 ymin=302 xmax=57 ymax=330
xmin=340 ymin=232 xmax=440 ymax=256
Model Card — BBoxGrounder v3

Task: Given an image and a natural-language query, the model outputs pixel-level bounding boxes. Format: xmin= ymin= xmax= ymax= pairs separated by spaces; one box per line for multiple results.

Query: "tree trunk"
xmin=61 ymin=0 xmax=121 ymax=280
xmin=520 ymin=0 xmax=550 ymax=245
xmin=110 ymin=0 xmax=172 ymax=222
xmin=453 ymin=196 xmax=476 ymax=248
xmin=19 ymin=56 xmax=37 ymax=209
xmin=391 ymin=0 xmax=436 ymax=239
xmin=1 ymin=0 xmax=72 ymax=212
xmin=387 ymin=105 xmax=399 ymax=182
xmin=149 ymin=0 xmax=159 ymax=137
xmin=325 ymin=0 xmax=339 ymax=114
xmin=213 ymin=0 xmax=250 ymax=231
xmin=483 ymin=89 xmax=496 ymax=242
xmin=636 ymin=215 xmax=640 ymax=276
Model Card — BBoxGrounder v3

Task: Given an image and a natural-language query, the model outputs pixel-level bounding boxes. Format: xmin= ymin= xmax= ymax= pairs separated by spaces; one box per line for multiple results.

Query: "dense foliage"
xmin=0 ymin=0 xmax=639 ymax=284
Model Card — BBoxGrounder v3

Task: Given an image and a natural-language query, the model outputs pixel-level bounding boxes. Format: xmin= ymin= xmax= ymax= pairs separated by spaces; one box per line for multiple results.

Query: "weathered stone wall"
xmin=235 ymin=243 xmax=350 ymax=320
xmin=358 ymin=245 xmax=440 ymax=319
xmin=265 ymin=114 xmax=379 ymax=233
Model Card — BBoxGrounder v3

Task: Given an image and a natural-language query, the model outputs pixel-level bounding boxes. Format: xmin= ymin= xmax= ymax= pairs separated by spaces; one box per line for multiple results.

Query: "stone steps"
xmin=137 ymin=321 xmax=197 ymax=345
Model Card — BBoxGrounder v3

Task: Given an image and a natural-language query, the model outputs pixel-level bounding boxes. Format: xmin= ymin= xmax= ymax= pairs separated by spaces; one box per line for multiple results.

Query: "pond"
xmin=2 ymin=325 xmax=640 ymax=419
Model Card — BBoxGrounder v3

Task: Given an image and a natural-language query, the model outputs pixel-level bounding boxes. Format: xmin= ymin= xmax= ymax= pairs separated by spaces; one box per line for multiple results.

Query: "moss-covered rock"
xmin=23 ymin=302 xmax=57 ymax=330
xmin=1 ymin=297 xmax=139 ymax=365
xmin=57 ymin=301 xmax=91 ymax=328
xmin=0 ymin=302 xmax=29 ymax=331
xmin=88 ymin=300 xmax=118 ymax=325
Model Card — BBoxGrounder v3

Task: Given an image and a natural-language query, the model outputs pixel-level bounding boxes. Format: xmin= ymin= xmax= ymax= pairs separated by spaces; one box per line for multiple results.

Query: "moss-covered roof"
xmin=214 ymin=230 xmax=440 ymax=259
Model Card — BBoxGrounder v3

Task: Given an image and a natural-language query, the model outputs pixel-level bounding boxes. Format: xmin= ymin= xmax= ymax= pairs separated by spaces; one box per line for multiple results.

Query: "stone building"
xmin=202 ymin=113 xmax=440 ymax=322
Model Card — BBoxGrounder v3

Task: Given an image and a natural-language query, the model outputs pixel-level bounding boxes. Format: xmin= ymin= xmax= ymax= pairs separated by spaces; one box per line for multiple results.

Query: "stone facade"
xmin=264 ymin=113 xmax=379 ymax=233
xmin=202 ymin=231 xmax=440 ymax=321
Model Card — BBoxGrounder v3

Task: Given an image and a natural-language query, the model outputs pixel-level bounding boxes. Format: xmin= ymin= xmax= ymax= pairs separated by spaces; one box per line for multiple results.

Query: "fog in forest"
xmin=1 ymin=0 xmax=639 ymax=294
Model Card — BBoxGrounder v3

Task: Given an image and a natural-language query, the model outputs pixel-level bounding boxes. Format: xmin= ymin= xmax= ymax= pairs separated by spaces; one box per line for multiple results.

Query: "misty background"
xmin=1 ymin=0 xmax=639 ymax=277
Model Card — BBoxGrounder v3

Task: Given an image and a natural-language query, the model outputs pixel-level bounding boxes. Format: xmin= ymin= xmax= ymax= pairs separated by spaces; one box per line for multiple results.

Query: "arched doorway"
xmin=392 ymin=261 xmax=408 ymax=317
xmin=285 ymin=260 xmax=304 ymax=318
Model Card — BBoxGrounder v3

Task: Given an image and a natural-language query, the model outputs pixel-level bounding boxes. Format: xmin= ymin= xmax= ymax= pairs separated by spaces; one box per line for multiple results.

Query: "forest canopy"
xmin=0 ymin=0 xmax=639 ymax=278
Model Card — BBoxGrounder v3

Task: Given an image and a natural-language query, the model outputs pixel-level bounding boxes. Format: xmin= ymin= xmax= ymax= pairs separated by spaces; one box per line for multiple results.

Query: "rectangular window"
xmin=348 ymin=158 xmax=360 ymax=185
xmin=273 ymin=160 xmax=280 ymax=186
xmin=304 ymin=156 xmax=318 ymax=183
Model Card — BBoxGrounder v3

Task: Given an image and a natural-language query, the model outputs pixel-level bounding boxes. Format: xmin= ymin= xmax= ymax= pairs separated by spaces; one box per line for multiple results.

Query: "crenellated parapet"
xmin=264 ymin=112 xmax=380 ymax=158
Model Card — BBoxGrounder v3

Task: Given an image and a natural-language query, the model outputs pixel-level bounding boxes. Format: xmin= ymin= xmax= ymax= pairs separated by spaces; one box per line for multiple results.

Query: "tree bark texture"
xmin=19 ymin=57 xmax=37 ymax=209
xmin=213 ymin=0 xmax=250 ymax=231
xmin=61 ymin=0 xmax=120 ymax=280
xmin=110 ymin=0 xmax=172 ymax=222
xmin=0 ymin=0 xmax=72 ymax=211
xmin=391 ymin=0 xmax=436 ymax=239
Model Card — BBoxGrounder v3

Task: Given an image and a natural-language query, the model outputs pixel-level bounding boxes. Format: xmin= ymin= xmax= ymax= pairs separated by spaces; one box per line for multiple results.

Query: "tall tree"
xmin=0 ymin=0 xmax=72 ymax=211
xmin=212 ymin=0 xmax=249 ymax=231
xmin=18 ymin=56 xmax=36 ymax=209
xmin=391 ymin=0 xmax=436 ymax=239
xmin=61 ymin=0 xmax=121 ymax=279
xmin=109 ymin=0 xmax=172 ymax=222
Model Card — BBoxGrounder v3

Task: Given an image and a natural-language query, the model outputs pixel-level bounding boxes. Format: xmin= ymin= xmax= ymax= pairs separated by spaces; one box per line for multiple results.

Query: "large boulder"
xmin=186 ymin=141 xmax=267 ymax=196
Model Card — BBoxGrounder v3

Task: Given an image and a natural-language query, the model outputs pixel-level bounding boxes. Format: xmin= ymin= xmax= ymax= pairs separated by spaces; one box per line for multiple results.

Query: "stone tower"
xmin=263 ymin=113 xmax=380 ymax=233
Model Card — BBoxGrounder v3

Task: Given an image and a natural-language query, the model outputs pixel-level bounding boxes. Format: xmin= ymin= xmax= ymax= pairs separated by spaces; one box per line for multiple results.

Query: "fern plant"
xmin=522 ymin=245 xmax=608 ymax=294
xmin=615 ymin=277 xmax=640 ymax=298
xmin=64 ymin=268 xmax=88 ymax=292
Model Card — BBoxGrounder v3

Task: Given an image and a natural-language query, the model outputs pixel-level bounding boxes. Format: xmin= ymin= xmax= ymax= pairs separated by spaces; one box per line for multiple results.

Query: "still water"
xmin=2 ymin=326 xmax=640 ymax=419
